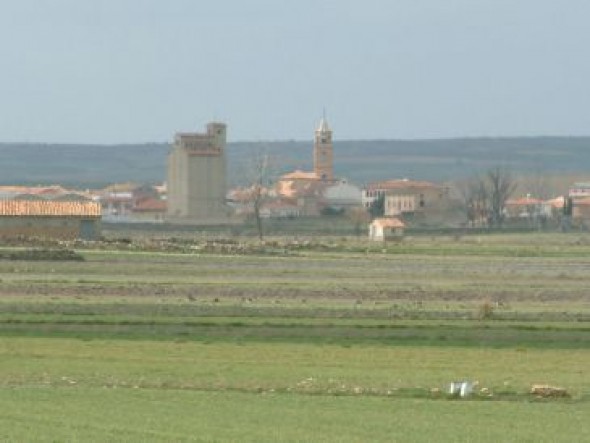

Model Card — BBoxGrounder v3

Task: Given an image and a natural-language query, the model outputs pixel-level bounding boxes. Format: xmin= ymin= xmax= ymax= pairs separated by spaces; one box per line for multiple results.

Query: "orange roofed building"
xmin=276 ymin=115 xmax=335 ymax=198
xmin=0 ymin=200 xmax=101 ymax=240
xmin=276 ymin=170 xmax=322 ymax=198
xmin=130 ymin=197 xmax=167 ymax=222
xmin=505 ymin=196 xmax=544 ymax=219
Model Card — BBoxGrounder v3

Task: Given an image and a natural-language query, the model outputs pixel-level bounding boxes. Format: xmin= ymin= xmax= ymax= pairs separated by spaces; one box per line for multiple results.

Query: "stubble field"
xmin=1 ymin=233 xmax=590 ymax=441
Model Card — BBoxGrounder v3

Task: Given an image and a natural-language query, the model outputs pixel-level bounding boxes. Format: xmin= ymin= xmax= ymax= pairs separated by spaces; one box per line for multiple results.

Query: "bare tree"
xmin=487 ymin=166 xmax=517 ymax=228
xmin=243 ymin=150 xmax=274 ymax=241
xmin=456 ymin=167 xmax=516 ymax=228
xmin=456 ymin=176 xmax=489 ymax=227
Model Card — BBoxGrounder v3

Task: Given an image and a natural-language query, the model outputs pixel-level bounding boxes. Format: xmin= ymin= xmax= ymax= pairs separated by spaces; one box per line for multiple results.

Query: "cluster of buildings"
xmin=0 ymin=117 xmax=441 ymax=240
xmin=503 ymin=184 xmax=590 ymax=224
xmin=1 ymin=117 xmax=590 ymax=241
xmin=229 ymin=117 xmax=364 ymax=218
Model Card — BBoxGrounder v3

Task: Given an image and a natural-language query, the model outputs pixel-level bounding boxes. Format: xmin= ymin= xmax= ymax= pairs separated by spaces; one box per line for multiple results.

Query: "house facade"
xmin=504 ymin=196 xmax=545 ymax=219
xmin=260 ymin=200 xmax=302 ymax=219
xmin=363 ymin=179 xmax=448 ymax=216
xmin=573 ymin=198 xmax=590 ymax=224
xmin=569 ymin=182 xmax=590 ymax=200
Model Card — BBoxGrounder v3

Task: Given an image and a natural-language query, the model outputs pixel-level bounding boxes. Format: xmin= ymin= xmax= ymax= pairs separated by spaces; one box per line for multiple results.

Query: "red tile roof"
xmin=0 ymin=200 xmax=101 ymax=217
xmin=371 ymin=217 xmax=405 ymax=228
xmin=132 ymin=198 xmax=167 ymax=212
xmin=506 ymin=197 xmax=543 ymax=206
xmin=0 ymin=185 xmax=68 ymax=195
xmin=366 ymin=179 xmax=440 ymax=191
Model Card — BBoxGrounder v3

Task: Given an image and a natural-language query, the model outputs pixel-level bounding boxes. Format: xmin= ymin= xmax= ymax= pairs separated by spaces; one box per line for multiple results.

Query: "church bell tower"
xmin=314 ymin=114 xmax=334 ymax=181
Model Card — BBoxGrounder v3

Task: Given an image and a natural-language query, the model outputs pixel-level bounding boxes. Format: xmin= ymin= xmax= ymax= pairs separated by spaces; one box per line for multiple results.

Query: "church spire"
xmin=314 ymin=112 xmax=334 ymax=181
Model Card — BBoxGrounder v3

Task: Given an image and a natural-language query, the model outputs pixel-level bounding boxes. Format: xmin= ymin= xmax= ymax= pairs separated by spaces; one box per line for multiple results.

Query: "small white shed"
xmin=369 ymin=217 xmax=405 ymax=241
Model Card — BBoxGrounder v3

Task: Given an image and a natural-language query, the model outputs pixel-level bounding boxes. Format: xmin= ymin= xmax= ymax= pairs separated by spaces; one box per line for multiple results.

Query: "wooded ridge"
xmin=1 ymin=136 xmax=588 ymax=187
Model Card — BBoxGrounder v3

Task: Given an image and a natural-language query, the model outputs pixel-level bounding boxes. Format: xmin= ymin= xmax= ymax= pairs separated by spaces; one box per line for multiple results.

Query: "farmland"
xmin=1 ymin=233 xmax=590 ymax=441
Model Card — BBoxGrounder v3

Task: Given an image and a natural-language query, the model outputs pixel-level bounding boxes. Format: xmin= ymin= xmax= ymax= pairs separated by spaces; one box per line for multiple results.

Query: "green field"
xmin=1 ymin=234 xmax=590 ymax=441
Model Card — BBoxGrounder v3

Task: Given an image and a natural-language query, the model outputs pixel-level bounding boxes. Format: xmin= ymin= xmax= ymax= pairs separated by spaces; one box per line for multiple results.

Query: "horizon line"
xmin=1 ymin=133 xmax=590 ymax=146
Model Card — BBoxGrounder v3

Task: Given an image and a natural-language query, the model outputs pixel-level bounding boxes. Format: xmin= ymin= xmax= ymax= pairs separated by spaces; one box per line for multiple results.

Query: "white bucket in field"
xmin=449 ymin=381 xmax=473 ymax=397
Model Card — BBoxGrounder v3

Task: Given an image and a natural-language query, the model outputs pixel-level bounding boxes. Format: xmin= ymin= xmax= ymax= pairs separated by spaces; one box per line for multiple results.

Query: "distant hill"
xmin=1 ymin=137 xmax=589 ymax=188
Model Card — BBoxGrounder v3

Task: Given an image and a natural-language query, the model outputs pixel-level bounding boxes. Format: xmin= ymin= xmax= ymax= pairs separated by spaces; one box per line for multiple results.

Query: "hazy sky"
xmin=1 ymin=0 xmax=588 ymax=143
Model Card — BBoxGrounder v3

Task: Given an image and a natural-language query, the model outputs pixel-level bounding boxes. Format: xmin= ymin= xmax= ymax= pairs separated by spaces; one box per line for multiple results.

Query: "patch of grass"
xmin=2 ymin=241 xmax=590 ymax=302
xmin=2 ymin=337 xmax=589 ymax=395
xmin=1 ymin=314 xmax=589 ymax=349
xmin=1 ymin=337 xmax=589 ymax=441
xmin=1 ymin=387 xmax=588 ymax=442
xmin=1 ymin=233 xmax=590 ymax=441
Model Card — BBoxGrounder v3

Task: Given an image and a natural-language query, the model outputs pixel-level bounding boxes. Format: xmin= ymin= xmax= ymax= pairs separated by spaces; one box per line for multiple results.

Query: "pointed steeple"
xmin=316 ymin=109 xmax=331 ymax=133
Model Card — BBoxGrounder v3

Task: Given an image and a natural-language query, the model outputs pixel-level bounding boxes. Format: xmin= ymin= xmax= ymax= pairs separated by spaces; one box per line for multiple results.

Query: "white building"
xmin=368 ymin=217 xmax=405 ymax=241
